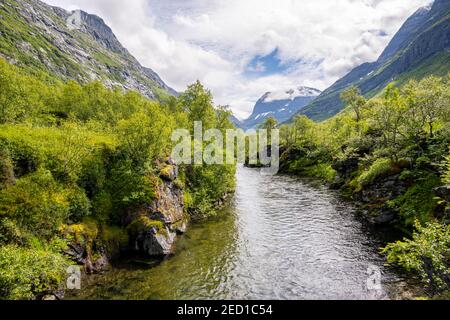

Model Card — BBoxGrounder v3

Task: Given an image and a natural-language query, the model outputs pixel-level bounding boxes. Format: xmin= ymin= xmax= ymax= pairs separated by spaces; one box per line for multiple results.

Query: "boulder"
xmin=332 ymin=156 xmax=359 ymax=179
xmin=140 ymin=226 xmax=176 ymax=256
xmin=370 ymin=208 xmax=397 ymax=225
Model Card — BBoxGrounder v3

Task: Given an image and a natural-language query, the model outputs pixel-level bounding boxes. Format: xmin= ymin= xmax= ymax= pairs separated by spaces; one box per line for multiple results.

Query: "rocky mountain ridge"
xmin=0 ymin=0 xmax=176 ymax=100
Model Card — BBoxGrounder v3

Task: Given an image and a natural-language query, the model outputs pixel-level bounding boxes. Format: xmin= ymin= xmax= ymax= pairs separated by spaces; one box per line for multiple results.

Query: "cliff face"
xmin=0 ymin=0 xmax=176 ymax=100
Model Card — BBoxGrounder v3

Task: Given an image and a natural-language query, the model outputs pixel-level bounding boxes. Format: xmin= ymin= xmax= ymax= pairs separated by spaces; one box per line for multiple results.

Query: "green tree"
xmin=340 ymin=86 xmax=367 ymax=130
xmin=414 ymin=76 xmax=448 ymax=138
xmin=370 ymin=86 xmax=407 ymax=161
xmin=178 ymin=80 xmax=217 ymax=132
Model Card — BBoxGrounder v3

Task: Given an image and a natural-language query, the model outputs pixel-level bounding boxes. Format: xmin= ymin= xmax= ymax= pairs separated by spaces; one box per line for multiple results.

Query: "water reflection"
xmin=70 ymin=166 xmax=418 ymax=300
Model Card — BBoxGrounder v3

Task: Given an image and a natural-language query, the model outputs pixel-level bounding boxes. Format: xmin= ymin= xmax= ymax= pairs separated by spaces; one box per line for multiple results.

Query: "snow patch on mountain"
xmin=242 ymin=86 xmax=321 ymax=129
xmin=262 ymin=87 xmax=322 ymax=103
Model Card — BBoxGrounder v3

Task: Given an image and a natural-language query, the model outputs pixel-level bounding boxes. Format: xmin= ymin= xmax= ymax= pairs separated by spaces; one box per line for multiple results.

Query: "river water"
xmin=70 ymin=166 xmax=419 ymax=300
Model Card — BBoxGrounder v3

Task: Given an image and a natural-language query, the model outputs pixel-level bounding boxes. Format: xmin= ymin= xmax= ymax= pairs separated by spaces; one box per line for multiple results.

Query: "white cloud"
xmin=42 ymin=0 xmax=431 ymax=119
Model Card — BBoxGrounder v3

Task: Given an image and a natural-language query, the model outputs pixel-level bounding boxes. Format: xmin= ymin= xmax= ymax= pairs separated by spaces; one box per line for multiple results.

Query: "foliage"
xmin=444 ymin=148 xmax=450 ymax=184
xmin=388 ymin=173 xmax=441 ymax=227
xmin=0 ymin=56 xmax=236 ymax=298
xmin=0 ymin=169 xmax=78 ymax=240
xmin=382 ymin=221 xmax=450 ymax=291
xmin=177 ymin=82 xmax=236 ymax=217
xmin=0 ymin=245 xmax=69 ymax=300
xmin=357 ymin=158 xmax=393 ymax=187
xmin=279 ymin=74 xmax=450 ymax=292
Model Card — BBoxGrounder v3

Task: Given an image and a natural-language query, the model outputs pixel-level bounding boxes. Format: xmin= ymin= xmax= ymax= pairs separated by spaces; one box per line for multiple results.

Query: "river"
xmin=69 ymin=166 xmax=419 ymax=300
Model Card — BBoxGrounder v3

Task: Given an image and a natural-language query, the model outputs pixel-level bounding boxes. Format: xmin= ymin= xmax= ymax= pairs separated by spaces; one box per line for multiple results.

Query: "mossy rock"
xmin=159 ymin=164 xmax=177 ymax=181
xmin=59 ymin=219 xmax=98 ymax=245
xmin=126 ymin=215 xmax=164 ymax=236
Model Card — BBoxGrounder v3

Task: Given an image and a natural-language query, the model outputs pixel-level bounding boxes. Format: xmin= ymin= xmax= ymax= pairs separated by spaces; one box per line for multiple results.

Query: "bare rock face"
xmin=139 ymin=226 xmax=177 ymax=256
xmin=127 ymin=160 xmax=189 ymax=256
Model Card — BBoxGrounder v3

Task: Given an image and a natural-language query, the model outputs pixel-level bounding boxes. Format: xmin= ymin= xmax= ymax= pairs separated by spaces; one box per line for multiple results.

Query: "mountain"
xmin=229 ymin=114 xmax=244 ymax=129
xmin=293 ymin=0 xmax=450 ymax=122
xmin=243 ymin=87 xmax=321 ymax=129
xmin=0 ymin=0 xmax=176 ymax=100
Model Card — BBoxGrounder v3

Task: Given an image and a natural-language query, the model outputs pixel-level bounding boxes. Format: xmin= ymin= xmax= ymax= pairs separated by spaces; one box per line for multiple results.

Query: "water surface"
xmin=70 ymin=166 xmax=418 ymax=300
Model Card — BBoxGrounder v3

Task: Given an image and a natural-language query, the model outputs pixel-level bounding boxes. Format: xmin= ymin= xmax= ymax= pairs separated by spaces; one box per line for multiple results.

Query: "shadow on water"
xmin=68 ymin=166 xmax=422 ymax=300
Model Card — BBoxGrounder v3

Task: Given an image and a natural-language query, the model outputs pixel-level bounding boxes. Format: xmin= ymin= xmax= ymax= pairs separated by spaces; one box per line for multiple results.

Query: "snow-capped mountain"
xmin=294 ymin=0 xmax=450 ymax=122
xmin=242 ymin=87 xmax=321 ymax=129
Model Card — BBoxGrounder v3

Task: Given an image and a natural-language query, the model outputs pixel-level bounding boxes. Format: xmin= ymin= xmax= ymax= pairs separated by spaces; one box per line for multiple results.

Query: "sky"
xmin=43 ymin=0 xmax=432 ymax=119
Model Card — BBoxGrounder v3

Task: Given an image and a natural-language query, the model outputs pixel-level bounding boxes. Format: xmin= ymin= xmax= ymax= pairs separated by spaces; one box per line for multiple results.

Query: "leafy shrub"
xmin=0 ymin=146 xmax=15 ymax=187
xmin=357 ymin=158 xmax=393 ymax=187
xmin=0 ymin=138 xmax=42 ymax=178
xmin=304 ymin=163 xmax=337 ymax=182
xmin=382 ymin=221 xmax=450 ymax=291
xmin=444 ymin=148 xmax=450 ymax=184
xmin=0 ymin=245 xmax=69 ymax=300
xmin=0 ymin=218 xmax=29 ymax=246
xmin=100 ymin=225 xmax=129 ymax=250
xmin=0 ymin=169 xmax=70 ymax=240
xmin=389 ymin=173 xmax=441 ymax=226
xmin=66 ymin=186 xmax=91 ymax=223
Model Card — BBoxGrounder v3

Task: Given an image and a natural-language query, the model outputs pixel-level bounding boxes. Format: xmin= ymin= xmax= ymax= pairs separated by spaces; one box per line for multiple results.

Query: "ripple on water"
xmin=69 ymin=166 xmax=420 ymax=300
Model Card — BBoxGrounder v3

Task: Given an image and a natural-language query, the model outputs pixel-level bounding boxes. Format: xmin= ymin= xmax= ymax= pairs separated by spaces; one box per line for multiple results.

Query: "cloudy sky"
xmin=43 ymin=0 xmax=431 ymax=119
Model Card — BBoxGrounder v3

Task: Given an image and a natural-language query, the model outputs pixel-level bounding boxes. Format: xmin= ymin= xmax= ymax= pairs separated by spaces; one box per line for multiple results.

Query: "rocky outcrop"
xmin=330 ymin=156 xmax=359 ymax=189
xmin=352 ymin=174 xmax=409 ymax=225
xmin=126 ymin=159 xmax=189 ymax=256
xmin=60 ymin=221 xmax=125 ymax=274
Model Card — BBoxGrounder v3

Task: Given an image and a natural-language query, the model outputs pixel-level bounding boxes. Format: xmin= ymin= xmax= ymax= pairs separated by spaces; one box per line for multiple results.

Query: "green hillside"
xmin=293 ymin=0 xmax=450 ymax=122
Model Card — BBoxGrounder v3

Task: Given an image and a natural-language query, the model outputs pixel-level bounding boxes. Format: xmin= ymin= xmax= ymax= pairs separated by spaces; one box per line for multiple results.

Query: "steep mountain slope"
xmin=243 ymin=87 xmax=321 ymax=129
xmin=229 ymin=114 xmax=244 ymax=129
xmin=294 ymin=0 xmax=450 ymax=122
xmin=0 ymin=0 xmax=176 ymax=100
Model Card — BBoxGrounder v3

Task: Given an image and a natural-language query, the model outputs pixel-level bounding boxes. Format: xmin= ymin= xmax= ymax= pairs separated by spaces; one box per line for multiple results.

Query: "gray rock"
xmin=140 ymin=227 xmax=176 ymax=256
xmin=435 ymin=185 xmax=450 ymax=202
xmin=127 ymin=162 xmax=189 ymax=257
xmin=372 ymin=210 xmax=397 ymax=225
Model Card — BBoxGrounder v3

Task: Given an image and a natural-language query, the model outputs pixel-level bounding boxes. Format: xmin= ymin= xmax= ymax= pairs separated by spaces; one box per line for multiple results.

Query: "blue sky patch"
xmin=245 ymin=48 xmax=291 ymax=77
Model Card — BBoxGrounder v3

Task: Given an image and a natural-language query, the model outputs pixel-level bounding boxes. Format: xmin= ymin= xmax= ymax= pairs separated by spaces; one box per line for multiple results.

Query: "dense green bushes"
xmin=388 ymin=173 xmax=441 ymax=227
xmin=0 ymin=58 xmax=236 ymax=299
xmin=382 ymin=221 xmax=450 ymax=292
xmin=0 ymin=244 xmax=69 ymax=300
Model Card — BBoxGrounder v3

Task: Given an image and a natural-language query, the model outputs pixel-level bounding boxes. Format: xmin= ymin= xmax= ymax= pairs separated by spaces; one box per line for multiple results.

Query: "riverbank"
xmin=0 ymin=63 xmax=237 ymax=300
xmin=273 ymin=77 xmax=450 ymax=294
xmin=66 ymin=166 xmax=424 ymax=300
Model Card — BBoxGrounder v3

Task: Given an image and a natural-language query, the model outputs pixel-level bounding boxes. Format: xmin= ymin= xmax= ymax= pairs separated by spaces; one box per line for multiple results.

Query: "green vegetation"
xmin=0 ymin=58 xmax=235 ymax=299
xmin=382 ymin=221 xmax=450 ymax=292
xmin=279 ymin=74 xmax=450 ymax=293
xmin=0 ymin=244 xmax=69 ymax=300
